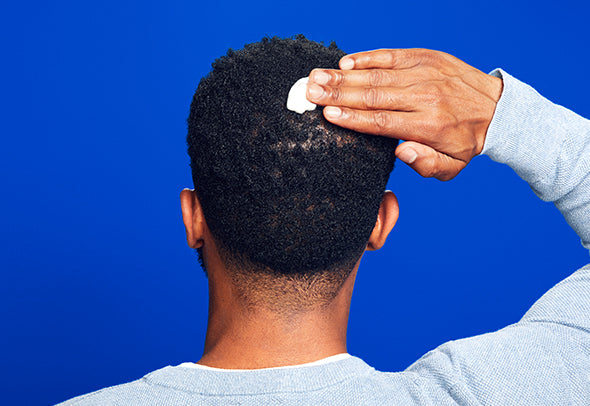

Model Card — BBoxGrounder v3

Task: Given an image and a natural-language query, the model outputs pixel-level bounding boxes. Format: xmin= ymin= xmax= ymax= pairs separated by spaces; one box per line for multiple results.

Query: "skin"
xmin=180 ymin=188 xmax=399 ymax=369
xmin=180 ymin=48 xmax=502 ymax=369
xmin=306 ymin=48 xmax=503 ymax=181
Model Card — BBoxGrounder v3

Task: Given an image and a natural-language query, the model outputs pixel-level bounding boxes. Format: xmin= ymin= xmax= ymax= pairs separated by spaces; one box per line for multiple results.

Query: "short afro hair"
xmin=187 ymin=35 xmax=398 ymax=280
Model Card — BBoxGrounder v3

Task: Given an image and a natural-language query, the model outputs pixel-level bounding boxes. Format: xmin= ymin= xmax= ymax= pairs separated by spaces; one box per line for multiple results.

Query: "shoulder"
xmin=406 ymin=309 xmax=590 ymax=405
xmin=55 ymin=366 xmax=182 ymax=406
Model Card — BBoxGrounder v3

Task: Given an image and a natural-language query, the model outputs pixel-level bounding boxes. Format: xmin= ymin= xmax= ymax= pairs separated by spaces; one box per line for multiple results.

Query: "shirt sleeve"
xmin=482 ymin=69 xmax=590 ymax=252
xmin=482 ymin=69 xmax=590 ymax=333
xmin=405 ymin=72 xmax=590 ymax=406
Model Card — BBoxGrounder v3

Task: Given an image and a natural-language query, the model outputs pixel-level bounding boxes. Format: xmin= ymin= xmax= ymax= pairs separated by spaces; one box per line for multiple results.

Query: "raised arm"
xmin=483 ymin=69 xmax=590 ymax=251
xmin=311 ymin=49 xmax=590 ymax=405
xmin=307 ymin=48 xmax=590 ymax=251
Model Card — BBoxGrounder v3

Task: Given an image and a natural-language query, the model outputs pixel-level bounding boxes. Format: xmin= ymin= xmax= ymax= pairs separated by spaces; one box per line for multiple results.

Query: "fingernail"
xmin=324 ymin=106 xmax=342 ymax=119
xmin=307 ymin=83 xmax=324 ymax=101
xmin=340 ymin=57 xmax=354 ymax=70
xmin=311 ymin=70 xmax=330 ymax=85
xmin=398 ymin=148 xmax=417 ymax=164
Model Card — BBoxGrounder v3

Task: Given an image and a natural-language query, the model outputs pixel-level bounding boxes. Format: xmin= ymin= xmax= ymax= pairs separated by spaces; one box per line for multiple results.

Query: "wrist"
xmin=476 ymin=74 xmax=504 ymax=155
xmin=486 ymin=74 xmax=504 ymax=104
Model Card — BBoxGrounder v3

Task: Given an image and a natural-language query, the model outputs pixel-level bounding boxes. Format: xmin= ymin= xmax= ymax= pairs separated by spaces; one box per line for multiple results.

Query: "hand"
xmin=306 ymin=49 xmax=503 ymax=181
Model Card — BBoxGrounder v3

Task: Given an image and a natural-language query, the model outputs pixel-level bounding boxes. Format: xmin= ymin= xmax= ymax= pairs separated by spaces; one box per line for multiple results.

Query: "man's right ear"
xmin=180 ymin=189 xmax=206 ymax=249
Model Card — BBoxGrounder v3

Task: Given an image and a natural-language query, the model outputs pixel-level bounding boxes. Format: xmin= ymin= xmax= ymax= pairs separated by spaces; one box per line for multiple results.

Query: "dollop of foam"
xmin=286 ymin=77 xmax=317 ymax=114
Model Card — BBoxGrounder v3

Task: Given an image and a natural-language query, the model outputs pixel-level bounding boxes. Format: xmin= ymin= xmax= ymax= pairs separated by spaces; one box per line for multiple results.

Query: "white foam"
xmin=286 ymin=77 xmax=317 ymax=114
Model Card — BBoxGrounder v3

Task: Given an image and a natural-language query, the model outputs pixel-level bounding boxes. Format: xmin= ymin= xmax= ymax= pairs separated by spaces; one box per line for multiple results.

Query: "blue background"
xmin=1 ymin=1 xmax=589 ymax=404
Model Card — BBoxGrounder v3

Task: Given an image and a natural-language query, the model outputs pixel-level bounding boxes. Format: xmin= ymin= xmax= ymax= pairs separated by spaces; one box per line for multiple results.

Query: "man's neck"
xmin=198 ymin=308 xmax=349 ymax=369
xmin=197 ymin=264 xmax=358 ymax=369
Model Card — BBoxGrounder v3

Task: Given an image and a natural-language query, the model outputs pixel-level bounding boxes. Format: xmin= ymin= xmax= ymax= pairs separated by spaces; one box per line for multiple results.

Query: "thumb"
xmin=395 ymin=141 xmax=466 ymax=181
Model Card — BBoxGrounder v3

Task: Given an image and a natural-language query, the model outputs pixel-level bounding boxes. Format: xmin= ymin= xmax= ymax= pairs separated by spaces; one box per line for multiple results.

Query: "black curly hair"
xmin=187 ymin=35 xmax=398 ymax=295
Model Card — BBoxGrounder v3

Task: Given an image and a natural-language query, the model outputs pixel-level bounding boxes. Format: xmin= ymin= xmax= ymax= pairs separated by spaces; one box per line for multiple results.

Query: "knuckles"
xmin=416 ymin=49 xmax=446 ymax=68
xmin=421 ymin=83 xmax=445 ymax=106
xmin=326 ymin=86 xmax=344 ymax=104
xmin=372 ymin=111 xmax=391 ymax=132
xmin=362 ymin=87 xmax=381 ymax=109
xmin=369 ymin=69 xmax=387 ymax=87
xmin=420 ymin=156 xmax=441 ymax=178
xmin=329 ymin=70 xmax=344 ymax=86
xmin=418 ymin=158 xmax=457 ymax=182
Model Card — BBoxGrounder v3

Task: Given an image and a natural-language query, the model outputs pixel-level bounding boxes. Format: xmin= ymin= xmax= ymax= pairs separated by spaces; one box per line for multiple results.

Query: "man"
xmin=59 ymin=36 xmax=590 ymax=405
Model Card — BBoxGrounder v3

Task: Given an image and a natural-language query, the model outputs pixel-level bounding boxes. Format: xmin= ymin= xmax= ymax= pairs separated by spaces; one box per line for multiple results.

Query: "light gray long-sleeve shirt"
xmin=58 ymin=69 xmax=590 ymax=405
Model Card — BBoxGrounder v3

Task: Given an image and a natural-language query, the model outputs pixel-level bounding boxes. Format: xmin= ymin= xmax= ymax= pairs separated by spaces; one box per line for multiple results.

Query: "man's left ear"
xmin=366 ymin=191 xmax=399 ymax=251
xmin=180 ymin=189 xmax=206 ymax=249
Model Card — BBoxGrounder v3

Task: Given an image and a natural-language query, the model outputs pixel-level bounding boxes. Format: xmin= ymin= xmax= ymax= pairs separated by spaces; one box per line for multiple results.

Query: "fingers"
xmin=339 ymin=48 xmax=436 ymax=70
xmin=307 ymin=83 xmax=417 ymax=111
xmin=306 ymin=47 xmax=491 ymax=181
xmin=395 ymin=141 xmax=466 ymax=181
xmin=323 ymin=106 xmax=423 ymax=140
xmin=309 ymin=68 xmax=413 ymax=88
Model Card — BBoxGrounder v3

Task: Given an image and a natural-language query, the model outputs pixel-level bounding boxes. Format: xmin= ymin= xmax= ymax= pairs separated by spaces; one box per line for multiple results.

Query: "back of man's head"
xmin=187 ymin=35 xmax=398 ymax=307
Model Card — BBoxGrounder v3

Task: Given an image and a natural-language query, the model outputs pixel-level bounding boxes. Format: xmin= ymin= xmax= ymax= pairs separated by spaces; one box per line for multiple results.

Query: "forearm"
xmin=482 ymin=69 xmax=590 ymax=252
